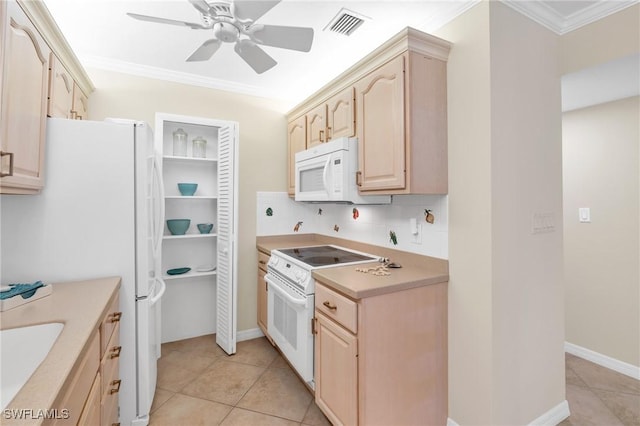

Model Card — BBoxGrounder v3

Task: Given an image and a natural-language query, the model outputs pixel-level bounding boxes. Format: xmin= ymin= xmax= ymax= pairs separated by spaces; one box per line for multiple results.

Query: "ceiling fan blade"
xmin=186 ymin=39 xmax=222 ymax=62
xmin=127 ymin=13 xmax=206 ymax=29
xmin=232 ymin=0 xmax=280 ymax=21
xmin=188 ymin=0 xmax=210 ymax=15
xmin=251 ymin=24 xmax=314 ymax=52
xmin=234 ymin=39 xmax=277 ymax=74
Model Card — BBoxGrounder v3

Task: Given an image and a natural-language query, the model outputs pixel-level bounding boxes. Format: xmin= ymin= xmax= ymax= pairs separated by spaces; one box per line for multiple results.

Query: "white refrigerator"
xmin=0 ymin=117 xmax=166 ymax=425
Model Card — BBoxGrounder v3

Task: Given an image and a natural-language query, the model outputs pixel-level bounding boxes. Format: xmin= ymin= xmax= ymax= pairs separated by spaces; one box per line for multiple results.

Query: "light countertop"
xmin=256 ymin=234 xmax=448 ymax=299
xmin=1 ymin=277 xmax=120 ymax=424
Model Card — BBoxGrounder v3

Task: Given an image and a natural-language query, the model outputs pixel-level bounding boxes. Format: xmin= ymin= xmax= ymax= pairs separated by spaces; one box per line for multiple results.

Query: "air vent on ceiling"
xmin=324 ymin=8 xmax=368 ymax=36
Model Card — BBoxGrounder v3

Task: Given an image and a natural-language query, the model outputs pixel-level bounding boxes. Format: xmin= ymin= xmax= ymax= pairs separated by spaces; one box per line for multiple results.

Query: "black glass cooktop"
xmin=278 ymin=245 xmax=377 ymax=267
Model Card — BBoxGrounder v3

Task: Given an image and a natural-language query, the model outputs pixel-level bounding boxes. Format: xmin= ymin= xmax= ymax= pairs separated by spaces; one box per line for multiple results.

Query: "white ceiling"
xmin=43 ymin=0 xmax=638 ymax=108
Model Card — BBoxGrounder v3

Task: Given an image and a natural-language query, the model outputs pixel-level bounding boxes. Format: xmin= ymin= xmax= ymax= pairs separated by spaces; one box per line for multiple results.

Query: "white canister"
xmin=192 ymin=136 xmax=207 ymax=158
xmin=173 ymin=128 xmax=188 ymax=156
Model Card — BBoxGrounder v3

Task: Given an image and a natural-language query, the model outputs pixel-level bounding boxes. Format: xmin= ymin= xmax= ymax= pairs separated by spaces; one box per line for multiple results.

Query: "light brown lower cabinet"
xmin=46 ymin=293 xmax=122 ymax=425
xmin=314 ymin=280 xmax=448 ymax=426
xmin=257 ymin=249 xmax=272 ymax=344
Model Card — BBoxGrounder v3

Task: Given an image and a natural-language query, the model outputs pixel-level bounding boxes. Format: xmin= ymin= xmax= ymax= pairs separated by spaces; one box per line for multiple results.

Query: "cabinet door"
xmin=257 ymin=266 xmax=268 ymax=335
xmin=306 ymin=104 xmax=327 ymax=148
xmin=355 ymin=54 xmax=406 ymax=191
xmin=327 ymin=87 xmax=355 ymax=140
xmin=48 ymin=53 xmax=73 ymax=118
xmin=287 ymin=115 xmax=306 ymax=195
xmin=0 ymin=0 xmax=50 ymax=194
xmin=72 ymin=82 xmax=88 ymax=120
xmin=315 ymin=312 xmax=358 ymax=426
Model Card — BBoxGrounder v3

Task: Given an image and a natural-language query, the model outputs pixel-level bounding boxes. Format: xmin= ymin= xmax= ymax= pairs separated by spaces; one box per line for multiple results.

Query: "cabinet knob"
xmin=0 ymin=151 xmax=14 ymax=177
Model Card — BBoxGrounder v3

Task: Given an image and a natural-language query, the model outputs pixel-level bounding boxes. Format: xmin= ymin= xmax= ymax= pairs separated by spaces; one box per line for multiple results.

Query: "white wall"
xmin=563 ymin=96 xmax=640 ymax=368
xmin=256 ymin=192 xmax=449 ymax=259
xmin=435 ymin=2 xmax=565 ymax=424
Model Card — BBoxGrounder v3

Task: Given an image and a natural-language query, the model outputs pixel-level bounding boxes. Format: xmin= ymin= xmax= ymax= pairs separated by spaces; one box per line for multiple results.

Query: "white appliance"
xmin=294 ymin=137 xmax=391 ymax=204
xmin=264 ymin=245 xmax=380 ymax=388
xmin=0 ymin=118 xmax=166 ymax=425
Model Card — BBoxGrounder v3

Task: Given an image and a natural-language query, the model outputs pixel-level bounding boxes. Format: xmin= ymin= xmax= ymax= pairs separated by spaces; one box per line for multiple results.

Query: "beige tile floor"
xmin=150 ymin=335 xmax=331 ymax=426
xmin=560 ymin=353 xmax=639 ymax=426
xmin=150 ymin=335 xmax=639 ymax=426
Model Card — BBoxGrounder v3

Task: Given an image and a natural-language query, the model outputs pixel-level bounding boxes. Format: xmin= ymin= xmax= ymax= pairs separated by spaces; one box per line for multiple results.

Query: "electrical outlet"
xmin=411 ymin=223 xmax=422 ymax=244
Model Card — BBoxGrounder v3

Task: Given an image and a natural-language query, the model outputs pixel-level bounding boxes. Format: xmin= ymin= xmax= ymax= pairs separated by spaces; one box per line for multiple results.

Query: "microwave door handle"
xmin=322 ymin=155 xmax=331 ymax=196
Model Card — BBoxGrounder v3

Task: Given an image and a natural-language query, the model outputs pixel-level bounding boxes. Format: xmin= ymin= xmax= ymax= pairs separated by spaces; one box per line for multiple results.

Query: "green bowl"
xmin=178 ymin=183 xmax=198 ymax=196
xmin=167 ymin=219 xmax=190 ymax=235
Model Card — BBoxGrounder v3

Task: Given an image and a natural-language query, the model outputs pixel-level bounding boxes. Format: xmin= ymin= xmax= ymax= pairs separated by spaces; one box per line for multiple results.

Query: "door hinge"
xmin=311 ymin=317 xmax=317 ymax=335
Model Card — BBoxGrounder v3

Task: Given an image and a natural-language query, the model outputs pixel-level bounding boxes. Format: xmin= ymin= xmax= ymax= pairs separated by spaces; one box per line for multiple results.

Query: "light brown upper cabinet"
xmin=0 ymin=0 xmax=50 ymax=194
xmin=48 ymin=53 xmax=74 ymax=119
xmin=356 ymin=51 xmax=448 ymax=194
xmin=286 ymin=28 xmax=450 ymax=196
xmin=71 ymin=82 xmax=88 ymax=120
xmin=355 ymin=55 xmax=406 ymax=191
xmin=287 ymin=115 xmax=306 ymax=195
xmin=306 ymin=87 xmax=356 ymax=148
xmin=306 ymin=104 xmax=326 ymax=148
xmin=326 ymin=87 xmax=355 ymax=141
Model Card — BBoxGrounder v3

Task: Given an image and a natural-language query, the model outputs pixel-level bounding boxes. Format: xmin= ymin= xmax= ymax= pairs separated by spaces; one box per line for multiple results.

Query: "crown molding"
xmin=417 ymin=0 xmax=481 ymax=33
xmin=501 ymin=0 xmax=639 ymax=35
xmin=80 ymin=55 xmax=290 ymax=102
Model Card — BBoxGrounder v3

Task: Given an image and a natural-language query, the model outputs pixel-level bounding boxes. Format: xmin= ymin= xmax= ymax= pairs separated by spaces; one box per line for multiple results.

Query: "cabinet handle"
xmin=327 ymin=126 xmax=332 ymax=140
xmin=319 ymin=129 xmax=325 ymax=142
xmin=356 ymin=171 xmax=362 ymax=187
xmin=112 ymin=423 xmax=121 ymax=426
xmin=70 ymin=110 xmax=77 ymax=119
xmin=110 ymin=345 xmax=122 ymax=359
xmin=110 ymin=379 xmax=122 ymax=394
xmin=311 ymin=317 xmax=317 ymax=335
xmin=259 ymin=260 xmax=266 ymax=265
xmin=323 ymin=301 xmax=337 ymax=311
xmin=0 ymin=151 xmax=14 ymax=177
xmin=110 ymin=311 xmax=122 ymax=323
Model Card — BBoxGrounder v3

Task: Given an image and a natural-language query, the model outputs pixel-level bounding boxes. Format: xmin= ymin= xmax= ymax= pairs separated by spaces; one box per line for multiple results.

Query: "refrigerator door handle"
xmin=150 ymin=278 xmax=166 ymax=307
xmin=151 ymin=154 xmax=165 ymax=258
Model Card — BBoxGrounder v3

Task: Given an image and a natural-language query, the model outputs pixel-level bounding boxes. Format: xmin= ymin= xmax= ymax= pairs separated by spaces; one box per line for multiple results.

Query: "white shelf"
xmin=163 ymin=155 xmax=218 ymax=163
xmin=163 ymin=233 xmax=217 ymax=240
xmin=163 ymin=270 xmax=217 ymax=280
xmin=165 ymin=196 xmax=217 ymax=200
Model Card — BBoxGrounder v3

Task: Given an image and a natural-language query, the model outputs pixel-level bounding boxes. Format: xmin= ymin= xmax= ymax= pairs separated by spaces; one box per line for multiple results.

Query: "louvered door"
xmin=215 ymin=123 xmax=238 ymax=355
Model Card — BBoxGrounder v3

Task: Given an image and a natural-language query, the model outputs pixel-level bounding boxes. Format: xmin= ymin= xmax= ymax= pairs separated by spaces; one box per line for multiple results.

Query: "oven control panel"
xmin=268 ymin=254 xmax=311 ymax=290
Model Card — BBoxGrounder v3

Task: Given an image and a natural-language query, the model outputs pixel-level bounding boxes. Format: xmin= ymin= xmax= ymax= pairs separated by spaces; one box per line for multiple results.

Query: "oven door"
xmin=265 ymin=272 xmax=315 ymax=383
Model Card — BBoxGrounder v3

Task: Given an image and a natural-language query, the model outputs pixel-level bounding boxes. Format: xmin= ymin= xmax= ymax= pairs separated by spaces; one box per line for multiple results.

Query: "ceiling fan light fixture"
xmin=213 ymin=21 xmax=240 ymax=42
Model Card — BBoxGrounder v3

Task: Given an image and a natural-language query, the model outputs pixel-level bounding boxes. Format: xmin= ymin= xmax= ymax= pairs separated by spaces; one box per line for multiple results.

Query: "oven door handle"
xmin=265 ymin=275 xmax=307 ymax=307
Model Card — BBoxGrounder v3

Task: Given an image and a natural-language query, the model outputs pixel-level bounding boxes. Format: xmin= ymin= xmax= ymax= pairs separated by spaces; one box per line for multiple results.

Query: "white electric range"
xmin=264 ymin=245 xmax=380 ymax=388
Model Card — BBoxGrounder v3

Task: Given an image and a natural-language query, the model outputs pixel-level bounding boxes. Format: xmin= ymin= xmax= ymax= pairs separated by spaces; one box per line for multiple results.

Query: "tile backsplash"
xmin=256 ymin=192 xmax=448 ymax=259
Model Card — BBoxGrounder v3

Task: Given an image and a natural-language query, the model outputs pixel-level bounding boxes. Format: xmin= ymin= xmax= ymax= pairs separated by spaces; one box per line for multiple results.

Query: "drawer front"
xmin=101 ymin=323 xmax=121 ymax=398
xmin=257 ymin=250 xmax=269 ymax=271
xmin=315 ymin=283 xmax=358 ymax=334
xmin=50 ymin=332 xmax=100 ymax=425
xmin=78 ymin=372 xmax=101 ymax=426
xmin=100 ymin=293 xmax=121 ymax=356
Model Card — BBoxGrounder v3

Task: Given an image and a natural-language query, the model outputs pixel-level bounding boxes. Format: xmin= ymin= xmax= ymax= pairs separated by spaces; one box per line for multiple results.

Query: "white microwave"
xmin=294 ymin=137 xmax=391 ymax=204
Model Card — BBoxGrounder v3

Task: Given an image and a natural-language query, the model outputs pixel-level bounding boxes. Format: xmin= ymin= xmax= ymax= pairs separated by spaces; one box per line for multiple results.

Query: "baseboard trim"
xmin=565 ymin=341 xmax=640 ymax=380
xmin=237 ymin=327 xmax=265 ymax=342
xmin=447 ymin=400 xmax=569 ymax=426
xmin=529 ymin=400 xmax=570 ymax=425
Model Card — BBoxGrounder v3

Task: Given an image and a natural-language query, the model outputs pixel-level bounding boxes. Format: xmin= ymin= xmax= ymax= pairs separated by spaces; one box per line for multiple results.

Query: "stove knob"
xmin=300 ymin=272 xmax=308 ymax=282
xmin=294 ymin=270 xmax=303 ymax=282
xmin=269 ymin=257 xmax=279 ymax=266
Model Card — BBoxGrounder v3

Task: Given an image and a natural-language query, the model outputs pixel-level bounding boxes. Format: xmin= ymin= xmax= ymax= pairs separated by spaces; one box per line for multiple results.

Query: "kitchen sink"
xmin=0 ymin=322 xmax=64 ymax=409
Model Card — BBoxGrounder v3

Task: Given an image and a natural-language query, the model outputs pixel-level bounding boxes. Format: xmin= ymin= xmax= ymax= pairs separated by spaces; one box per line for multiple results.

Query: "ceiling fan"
xmin=127 ymin=0 xmax=314 ymax=74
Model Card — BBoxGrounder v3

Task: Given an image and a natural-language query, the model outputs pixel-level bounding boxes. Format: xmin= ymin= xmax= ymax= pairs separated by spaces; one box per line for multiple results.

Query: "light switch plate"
xmin=579 ymin=207 xmax=591 ymax=223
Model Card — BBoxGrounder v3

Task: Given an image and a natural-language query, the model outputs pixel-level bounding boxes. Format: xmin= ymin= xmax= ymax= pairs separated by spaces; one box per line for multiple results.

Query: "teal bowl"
xmin=197 ymin=223 xmax=214 ymax=234
xmin=167 ymin=219 xmax=190 ymax=235
xmin=178 ymin=183 xmax=198 ymax=196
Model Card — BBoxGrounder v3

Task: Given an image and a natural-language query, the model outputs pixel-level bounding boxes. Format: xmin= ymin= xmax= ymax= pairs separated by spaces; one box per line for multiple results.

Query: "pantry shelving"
xmin=155 ymin=112 xmax=239 ymax=354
